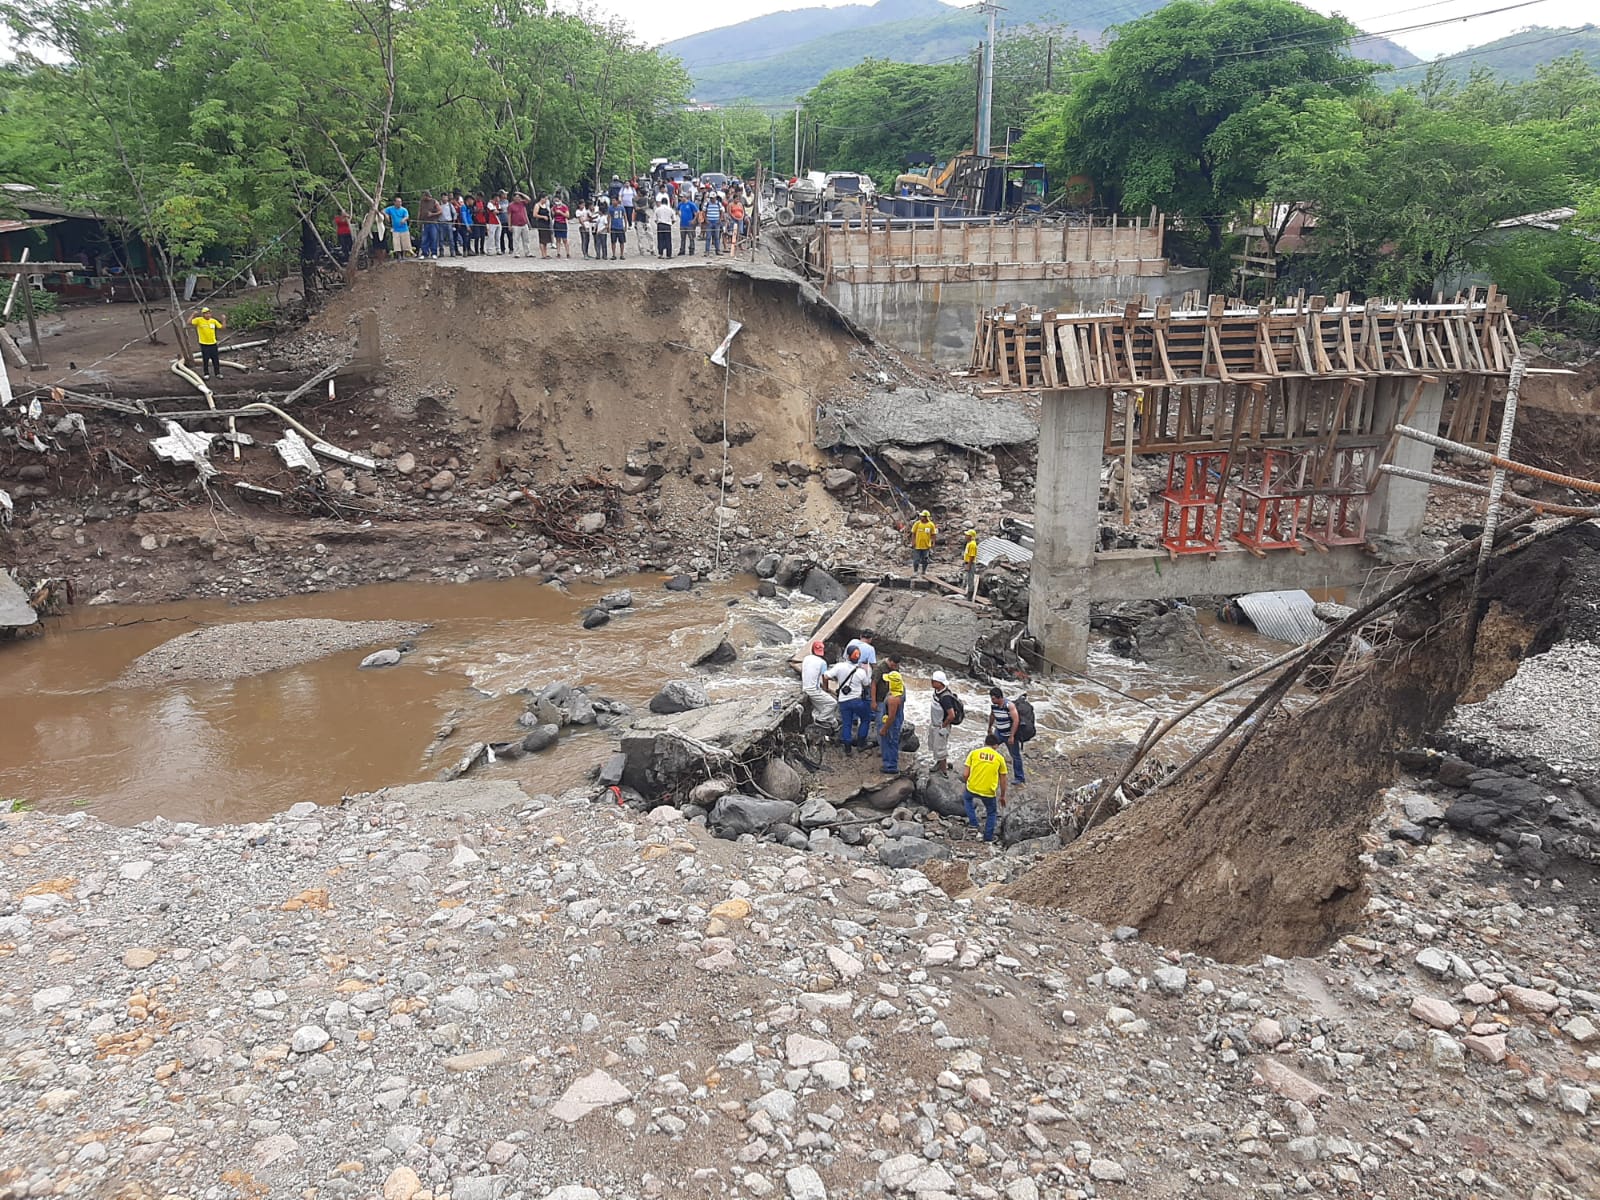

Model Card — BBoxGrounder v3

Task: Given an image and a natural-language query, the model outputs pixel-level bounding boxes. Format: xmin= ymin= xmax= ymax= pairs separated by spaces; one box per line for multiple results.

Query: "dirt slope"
xmin=309 ymin=263 xmax=868 ymax=483
xmin=1003 ymin=530 xmax=1599 ymax=963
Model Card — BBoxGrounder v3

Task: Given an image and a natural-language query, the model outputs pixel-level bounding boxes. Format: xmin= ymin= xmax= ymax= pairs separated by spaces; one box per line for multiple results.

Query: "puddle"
xmin=0 ymin=577 xmax=821 ymax=826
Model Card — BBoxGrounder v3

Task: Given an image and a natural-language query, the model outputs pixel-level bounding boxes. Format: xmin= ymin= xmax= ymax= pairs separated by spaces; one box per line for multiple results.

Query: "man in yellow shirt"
xmin=909 ymin=510 xmax=937 ymax=577
xmin=961 ymin=732 xmax=1009 ymax=842
xmin=962 ymin=528 xmax=979 ymax=600
xmin=189 ymin=306 xmax=226 ymax=379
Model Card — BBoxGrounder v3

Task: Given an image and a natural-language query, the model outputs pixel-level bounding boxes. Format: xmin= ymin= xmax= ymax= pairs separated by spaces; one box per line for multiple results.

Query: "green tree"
xmin=1047 ymin=0 xmax=1376 ymax=250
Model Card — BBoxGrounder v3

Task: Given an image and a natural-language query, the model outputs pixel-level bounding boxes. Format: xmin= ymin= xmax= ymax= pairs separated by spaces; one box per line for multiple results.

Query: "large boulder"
xmin=521 ymin=724 xmax=560 ymax=753
xmin=879 ymin=444 xmax=944 ymax=483
xmin=708 ymin=795 xmax=800 ymax=839
xmin=774 ymin=556 xmax=809 ymax=587
xmin=648 ymin=680 xmax=709 ymax=715
xmin=1133 ymin=609 xmax=1228 ymax=672
xmin=821 ymin=468 xmax=859 ymax=496
xmin=879 ymin=837 xmax=951 ymax=870
xmin=760 ymin=758 xmax=806 ymax=803
xmin=916 ymin=773 xmax=971 ymax=819
xmin=598 ymin=589 xmax=634 ymax=611
xmin=691 ymin=632 xmax=739 ymax=667
xmin=855 ymin=777 xmax=916 ymax=811
xmin=754 ymin=554 xmax=780 ymax=579
xmin=581 ymin=608 xmax=611 ymax=629
xmin=800 ymin=568 xmax=849 ymax=603
xmin=797 ymin=796 xmax=839 ymax=829
xmin=998 ymin=793 xmax=1056 ymax=846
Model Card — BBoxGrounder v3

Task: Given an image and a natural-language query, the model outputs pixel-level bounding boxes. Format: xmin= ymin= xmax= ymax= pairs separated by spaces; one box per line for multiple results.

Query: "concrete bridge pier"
xmin=1370 ymin=378 xmax=1447 ymax=540
xmin=1027 ymin=387 xmax=1108 ymax=673
xmin=1026 ymin=377 xmax=1453 ymax=673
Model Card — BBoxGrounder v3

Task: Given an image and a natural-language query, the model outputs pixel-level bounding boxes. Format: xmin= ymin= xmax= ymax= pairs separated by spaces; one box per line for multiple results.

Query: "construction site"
xmin=3 ymin=215 xmax=1600 ymax=1200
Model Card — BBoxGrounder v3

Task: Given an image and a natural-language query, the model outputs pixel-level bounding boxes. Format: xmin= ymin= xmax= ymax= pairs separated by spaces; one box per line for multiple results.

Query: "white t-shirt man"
xmin=826 ymin=661 xmax=870 ymax=703
xmin=654 ymin=201 xmax=675 ymax=226
xmin=801 ymin=653 xmax=827 ymax=695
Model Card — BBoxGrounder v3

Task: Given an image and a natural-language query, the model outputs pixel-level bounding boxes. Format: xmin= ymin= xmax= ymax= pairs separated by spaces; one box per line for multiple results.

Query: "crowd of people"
xmin=798 ymin=632 xmax=1035 ymax=845
xmin=367 ymin=172 xmax=756 ymax=265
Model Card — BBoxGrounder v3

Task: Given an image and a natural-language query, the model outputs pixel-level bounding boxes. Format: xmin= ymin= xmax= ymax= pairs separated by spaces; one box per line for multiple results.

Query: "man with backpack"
xmin=986 ymin=687 xmax=1030 ymax=783
xmin=927 ymin=671 xmax=963 ymax=775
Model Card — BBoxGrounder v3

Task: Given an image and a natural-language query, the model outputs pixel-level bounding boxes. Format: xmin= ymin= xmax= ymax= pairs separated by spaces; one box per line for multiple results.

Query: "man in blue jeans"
xmin=829 ymin=648 xmax=873 ymax=754
xmin=961 ymin=733 xmax=1010 ymax=843
xmin=987 ymin=686 xmax=1026 ymax=783
xmin=878 ymin=655 xmax=905 ymax=773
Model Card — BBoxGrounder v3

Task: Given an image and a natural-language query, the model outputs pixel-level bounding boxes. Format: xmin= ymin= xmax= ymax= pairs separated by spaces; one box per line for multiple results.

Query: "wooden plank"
xmin=810 ymin=582 xmax=877 ymax=646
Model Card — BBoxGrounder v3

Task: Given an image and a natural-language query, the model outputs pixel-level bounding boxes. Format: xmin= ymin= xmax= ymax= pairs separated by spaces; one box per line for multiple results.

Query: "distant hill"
xmin=1385 ymin=25 xmax=1600 ymax=87
xmin=667 ymin=0 xmax=1420 ymax=105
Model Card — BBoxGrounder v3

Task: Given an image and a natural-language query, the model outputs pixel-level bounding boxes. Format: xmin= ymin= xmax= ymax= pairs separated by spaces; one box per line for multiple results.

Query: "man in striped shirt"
xmin=986 ymin=687 xmax=1026 ymax=783
xmin=702 ymin=194 xmax=723 ymax=255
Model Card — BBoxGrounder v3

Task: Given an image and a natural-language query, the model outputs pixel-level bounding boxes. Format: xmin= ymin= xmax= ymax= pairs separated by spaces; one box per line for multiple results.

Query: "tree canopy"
xmin=0 ymin=0 xmax=689 ymax=269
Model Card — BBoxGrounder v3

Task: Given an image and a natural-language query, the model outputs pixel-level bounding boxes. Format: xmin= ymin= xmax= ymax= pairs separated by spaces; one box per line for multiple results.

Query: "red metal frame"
xmin=1161 ymin=451 xmax=1229 ymax=555
xmin=1302 ymin=445 xmax=1376 ymax=547
xmin=1235 ymin=448 xmax=1307 ymax=553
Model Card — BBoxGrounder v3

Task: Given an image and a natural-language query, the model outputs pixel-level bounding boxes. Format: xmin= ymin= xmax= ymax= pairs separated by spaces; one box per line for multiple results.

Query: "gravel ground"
xmin=1443 ymin=640 xmax=1600 ymax=793
xmin=116 ymin=618 xmax=426 ymax=686
xmin=1 ymin=781 xmax=1596 ymax=1200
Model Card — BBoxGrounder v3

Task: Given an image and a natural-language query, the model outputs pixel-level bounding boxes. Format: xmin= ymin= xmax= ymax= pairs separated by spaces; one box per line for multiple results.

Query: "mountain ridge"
xmin=666 ymin=0 xmax=1422 ymax=105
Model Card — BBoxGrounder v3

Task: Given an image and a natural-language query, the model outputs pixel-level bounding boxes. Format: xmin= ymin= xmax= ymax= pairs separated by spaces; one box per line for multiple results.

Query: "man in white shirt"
xmin=653 ymin=197 xmax=676 ymax=258
xmin=828 ymin=648 xmax=873 ymax=752
xmin=800 ymin=638 xmax=839 ymax=731
xmin=845 ymin=633 xmax=880 ymax=742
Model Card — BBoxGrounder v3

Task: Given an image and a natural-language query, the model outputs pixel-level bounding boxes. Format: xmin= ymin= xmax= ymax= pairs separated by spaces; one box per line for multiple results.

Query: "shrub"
xmin=226 ymin=297 xmax=277 ymax=331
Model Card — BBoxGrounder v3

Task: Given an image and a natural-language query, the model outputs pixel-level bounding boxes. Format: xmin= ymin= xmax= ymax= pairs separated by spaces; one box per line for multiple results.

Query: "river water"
xmin=0 ymin=578 xmax=1285 ymax=827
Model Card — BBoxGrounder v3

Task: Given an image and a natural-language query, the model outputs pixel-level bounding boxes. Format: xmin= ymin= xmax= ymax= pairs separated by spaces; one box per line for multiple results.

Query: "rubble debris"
xmin=817 ymin=388 xmax=1037 ymax=452
xmin=0 ymin=571 xmax=40 ymax=631
xmin=149 ymin=420 xmax=219 ymax=483
xmin=275 ymin=428 xmax=322 ymax=474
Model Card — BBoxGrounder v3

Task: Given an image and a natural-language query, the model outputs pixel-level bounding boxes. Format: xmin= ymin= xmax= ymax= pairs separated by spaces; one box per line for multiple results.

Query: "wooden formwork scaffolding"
xmin=968 ymin=289 xmax=1518 ymax=448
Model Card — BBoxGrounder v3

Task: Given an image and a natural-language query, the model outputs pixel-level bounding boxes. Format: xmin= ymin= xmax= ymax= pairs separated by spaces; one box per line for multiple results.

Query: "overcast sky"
xmin=595 ymin=0 xmax=1588 ymax=58
xmin=0 ymin=0 xmax=1588 ymax=65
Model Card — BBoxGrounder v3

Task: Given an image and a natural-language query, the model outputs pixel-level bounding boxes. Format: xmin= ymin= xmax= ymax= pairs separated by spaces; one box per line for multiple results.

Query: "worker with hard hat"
xmin=909 ymin=510 xmax=938 ymax=578
xmin=962 ymin=529 xmax=980 ymax=600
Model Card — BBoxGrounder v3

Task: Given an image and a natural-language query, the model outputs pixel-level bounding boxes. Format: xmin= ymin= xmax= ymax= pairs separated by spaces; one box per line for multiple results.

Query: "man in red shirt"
xmin=507 ymin=192 xmax=532 ymax=258
xmin=334 ymin=212 xmax=353 ymax=264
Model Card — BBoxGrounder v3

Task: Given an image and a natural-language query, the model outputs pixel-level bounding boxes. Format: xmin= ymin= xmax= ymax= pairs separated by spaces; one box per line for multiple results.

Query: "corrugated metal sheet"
xmin=1236 ymin=589 xmax=1326 ymax=645
xmin=976 ymin=536 xmax=1033 ymax=567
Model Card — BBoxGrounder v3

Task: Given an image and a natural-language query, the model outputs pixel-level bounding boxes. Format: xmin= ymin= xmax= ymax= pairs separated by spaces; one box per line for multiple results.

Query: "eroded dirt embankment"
xmin=3 ymin=262 xmax=902 ymax=606
xmin=307 ymin=263 xmax=868 ymax=482
xmin=1006 ymin=523 xmax=1598 ymax=962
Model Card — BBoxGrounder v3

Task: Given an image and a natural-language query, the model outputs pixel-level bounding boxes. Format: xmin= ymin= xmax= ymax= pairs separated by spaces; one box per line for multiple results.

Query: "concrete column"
xmin=1371 ymin=378 xmax=1445 ymax=542
xmin=1027 ymin=387 xmax=1108 ymax=672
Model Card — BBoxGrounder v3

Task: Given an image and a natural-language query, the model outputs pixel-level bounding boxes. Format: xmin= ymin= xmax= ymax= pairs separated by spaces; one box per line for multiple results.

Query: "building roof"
xmin=2 ymin=183 xmax=104 ymax=221
xmin=0 ymin=217 xmax=64 ymax=235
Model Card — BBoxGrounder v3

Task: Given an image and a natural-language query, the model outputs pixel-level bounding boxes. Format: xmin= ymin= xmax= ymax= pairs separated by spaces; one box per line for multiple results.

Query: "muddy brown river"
xmin=0 ymin=577 xmax=823 ymax=826
xmin=1 ymin=577 xmax=1286 ymax=827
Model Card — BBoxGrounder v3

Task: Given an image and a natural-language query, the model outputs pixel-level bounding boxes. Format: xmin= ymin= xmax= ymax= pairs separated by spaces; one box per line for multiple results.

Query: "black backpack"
xmin=1014 ymin=696 xmax=1036 ymax=743
xmin=948 ymin=693 xmax=966 ymax=725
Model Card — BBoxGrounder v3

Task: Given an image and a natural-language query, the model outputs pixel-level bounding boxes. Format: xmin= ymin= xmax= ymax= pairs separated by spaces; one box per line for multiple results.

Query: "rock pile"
xmin=0 ymin=778 xmax=1594 ymax=1199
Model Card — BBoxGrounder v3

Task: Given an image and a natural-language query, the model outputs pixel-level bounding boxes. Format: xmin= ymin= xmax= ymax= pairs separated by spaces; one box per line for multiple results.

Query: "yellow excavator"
xmin=893 ymin=151 xmax=973 ymax=198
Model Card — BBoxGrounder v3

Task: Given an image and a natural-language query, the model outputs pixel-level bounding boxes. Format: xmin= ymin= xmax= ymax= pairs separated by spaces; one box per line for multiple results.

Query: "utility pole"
xmin=976 ymin=2 xmax=1003 ymax=158
xmin=1045 ymin=35 xmax=1053 ymax=91
xmin=793 ymin=103 xmax=801 ymax=177
xmin=719 ymin=111 xmax=726 ymax=174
